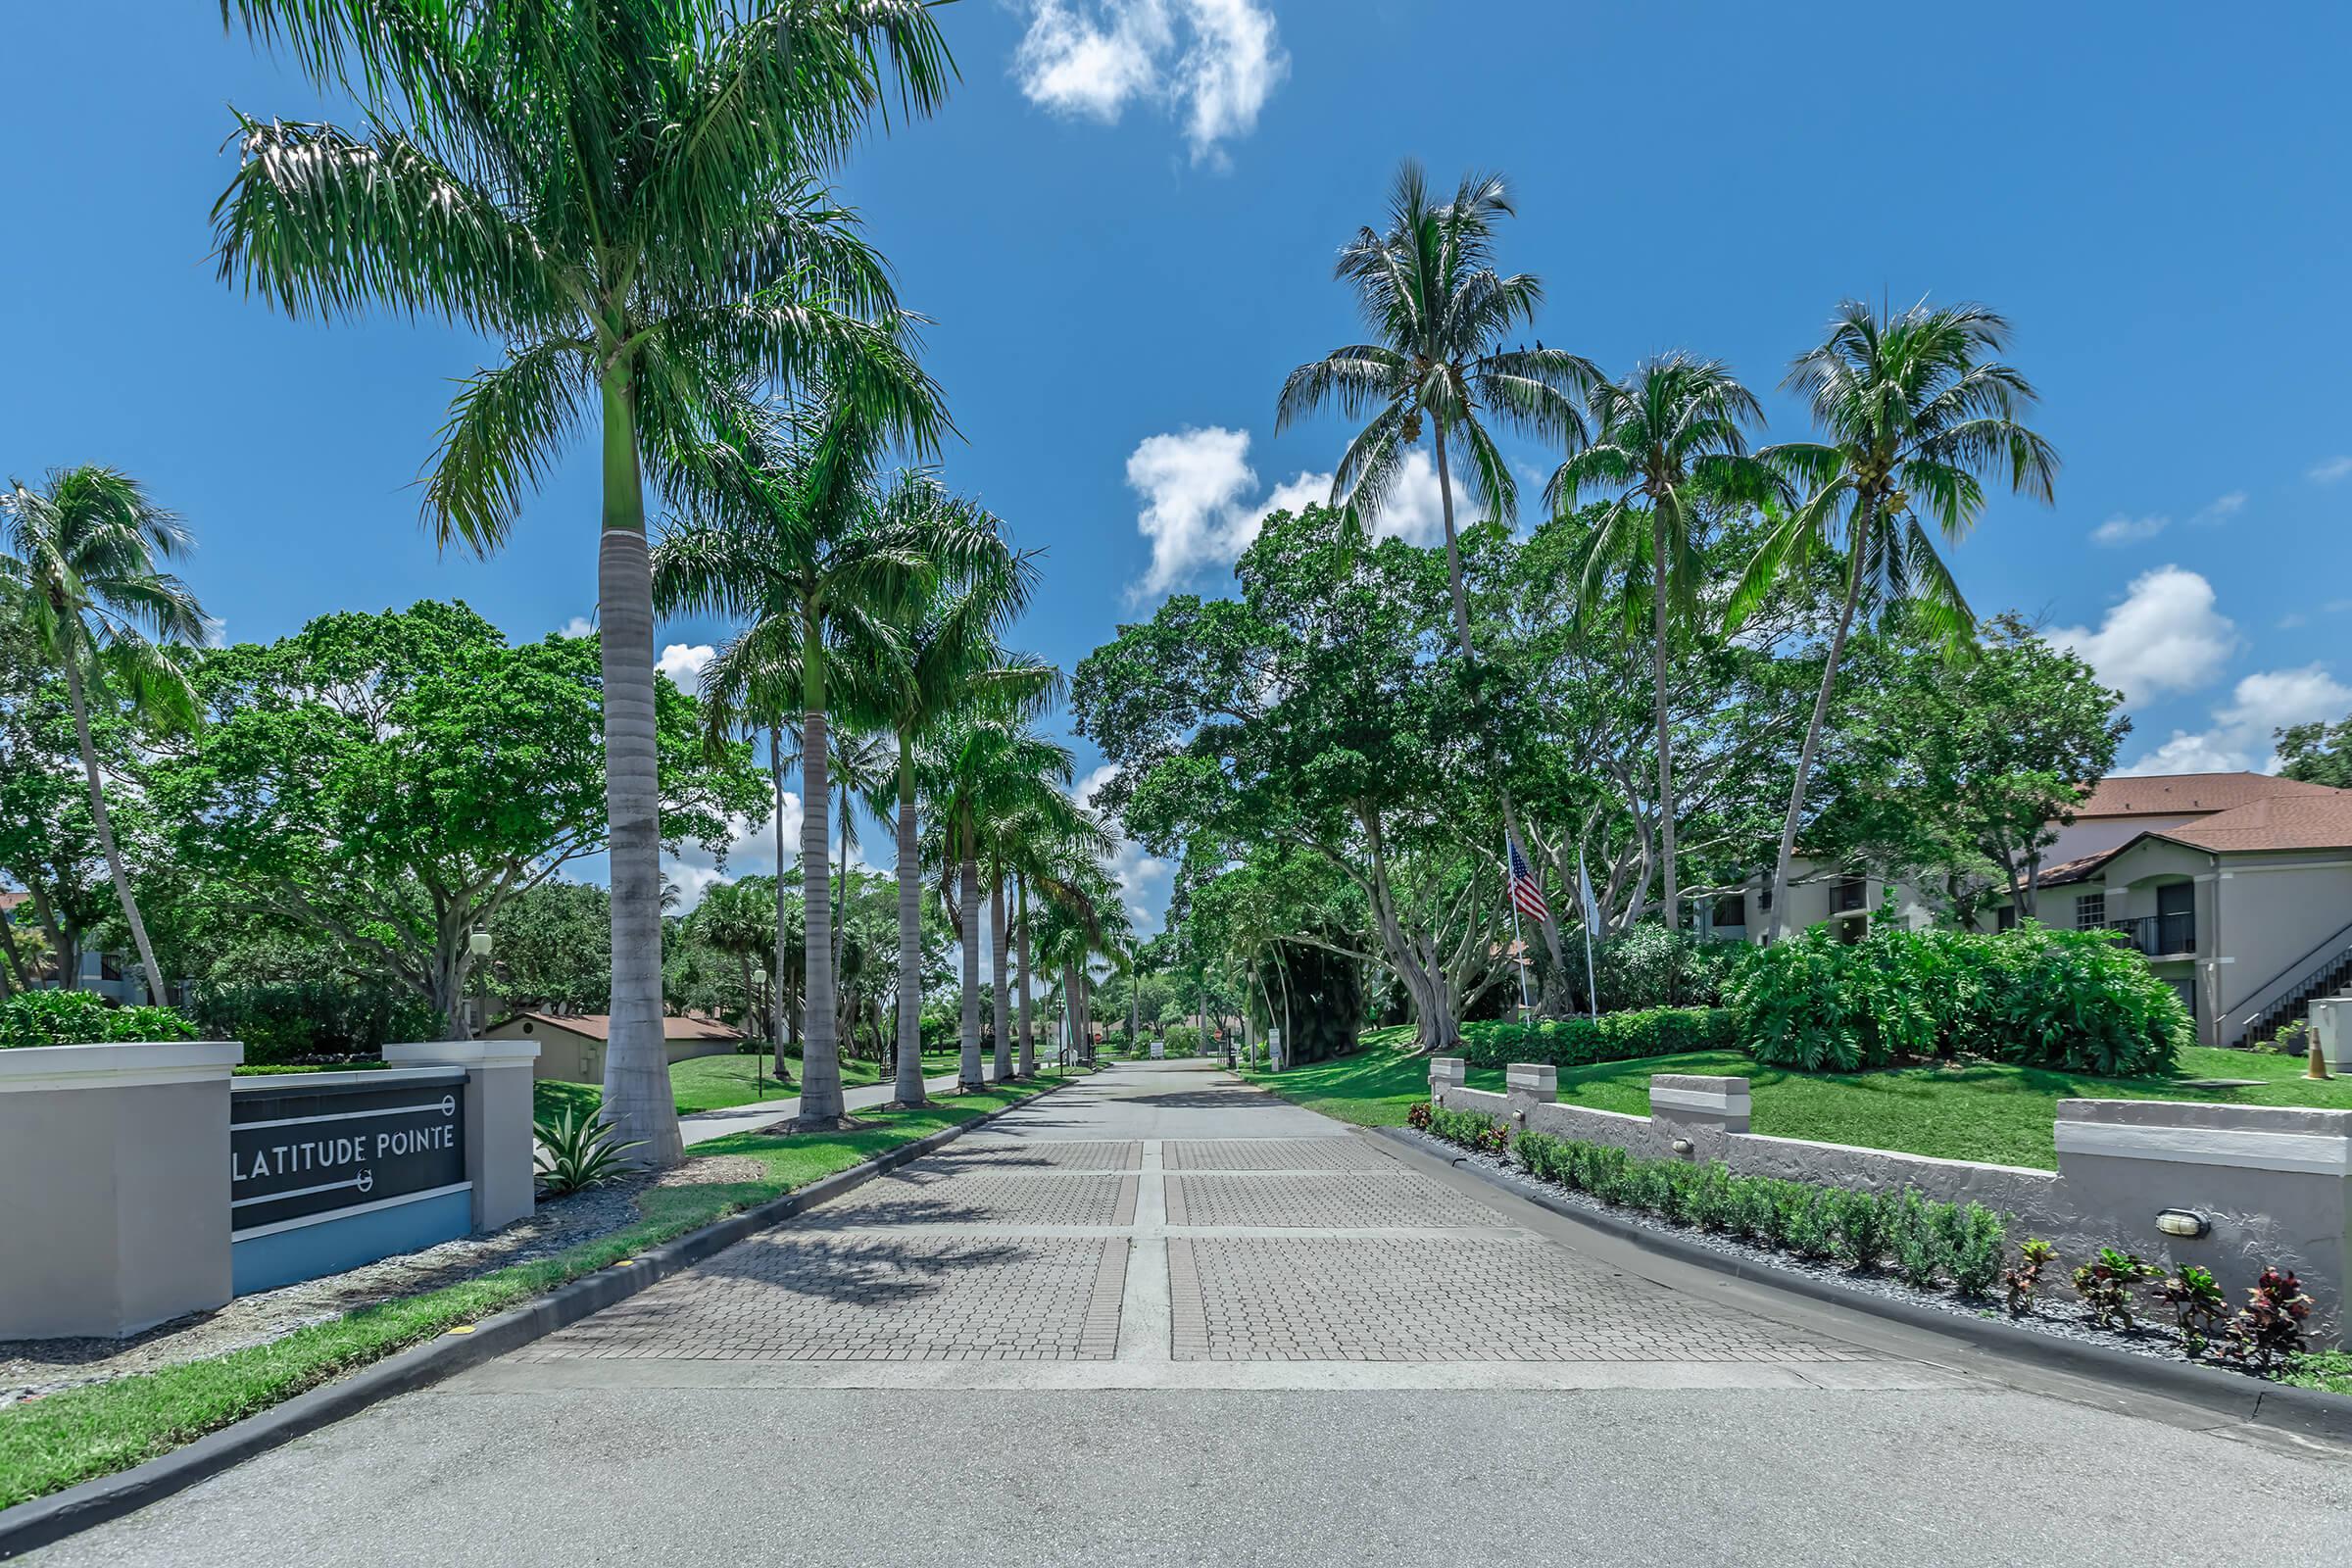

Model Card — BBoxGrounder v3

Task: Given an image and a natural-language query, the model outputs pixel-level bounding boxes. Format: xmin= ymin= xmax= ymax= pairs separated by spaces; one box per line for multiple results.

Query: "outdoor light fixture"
xmin=754 ymin=968 xmax=768 ymax=987
xmin=468 ymin=929 xmax=492 ymax=957
xmin=1670 ymin=1138 xmax=1693 ymax=1156
xmin=2155 ymin=1209 xmax=2210 ymax=1239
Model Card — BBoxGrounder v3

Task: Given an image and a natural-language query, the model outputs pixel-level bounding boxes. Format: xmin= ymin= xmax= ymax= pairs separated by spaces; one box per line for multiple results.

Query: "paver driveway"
xmin=30 ymin=1058 xmax=2352 ymax=1568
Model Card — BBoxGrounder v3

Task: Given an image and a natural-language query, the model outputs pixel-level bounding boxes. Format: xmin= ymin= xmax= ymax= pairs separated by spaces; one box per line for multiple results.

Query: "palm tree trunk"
xmin=1016 ymin=876 xmax=1037 ymax=1078
xmin=958 ymin=821 xmax=983 ymax=1090
xmin=1767 ymin=520 xmax=1872 ymax=942
xmin=989 ymin=869 xmax=1013 ymax=1080
xmin=893 ymin=736 xmax=927 ymax=1105
xmin=595 ymin=367 xmax=682 ymax=1164
xmin=769 ymin=727 xmax=793 ymax=1086
xmin=799 ymin=619 xmax=844 ymax=1123
xmin=834 ymin=775 xmax=849 ymax=977
xmin=60 ymin=652 xmax=167 ymax=1007
xmin=1650 ymin=510 xmax=1679 ymax=937
xmin=1430 ymin=424 xmax=1475 ymax=655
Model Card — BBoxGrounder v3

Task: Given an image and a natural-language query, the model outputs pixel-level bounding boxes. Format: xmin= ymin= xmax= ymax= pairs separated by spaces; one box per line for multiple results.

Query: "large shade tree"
xmin=215 ymin=0 xmax=953 ymax=1162
xmin=1732 ymin=300 xmax=2058 ymax=939
xmin=1 ymin=466 xmax=207 ymax=1004
xmin=1549 ymin=355 xmax=1771 ymax=930
xmin=1276 ymin=160 xmax=1594 ymax=990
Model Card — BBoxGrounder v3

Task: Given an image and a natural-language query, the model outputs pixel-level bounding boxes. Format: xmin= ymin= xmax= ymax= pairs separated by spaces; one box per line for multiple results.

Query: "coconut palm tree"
xmin=1 ymin=466 xmax=207 ymax=1005
xmin=657 ymin=397 xmax=1002 ymax=1128
xmin=1732 ymin=300 xmax=2059 ymax=940
xmin=922 ymin=715 xmax=1074 ymax=1090
xmin=864 ymin=509 xmax=1043 ymax=1104
xmin=990 ymin=793 xmax=1113 ymax=1078
xmin=1548 ymin=355 xmax=1772 ymax=930
xmin=215 ymin=0 xmax=953 ymax=1164
xmin=1277 ymin=160 xmax=1594 ymax=984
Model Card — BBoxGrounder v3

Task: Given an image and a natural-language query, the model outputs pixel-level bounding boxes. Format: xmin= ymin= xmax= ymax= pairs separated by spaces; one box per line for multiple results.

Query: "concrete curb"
xmin=0 ymin=1078 xmax=1070 ymax=1561
xmin=1369 ymin=1124 xmax=2352 ymax=1445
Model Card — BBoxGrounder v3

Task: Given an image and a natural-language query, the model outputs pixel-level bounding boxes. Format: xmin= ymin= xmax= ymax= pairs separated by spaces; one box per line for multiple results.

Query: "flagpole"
xmin=1505 ymin=828 xmax=1533 ymax=1024
xmin=1577 ymin=850 xmax=1601 ymax=1021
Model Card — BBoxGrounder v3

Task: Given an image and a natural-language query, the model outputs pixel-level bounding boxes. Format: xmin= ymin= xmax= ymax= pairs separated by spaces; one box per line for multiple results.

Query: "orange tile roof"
xmin=2075 ymin=772 xmax=2343 ymax=818
xmin=2153 ymin=795 xmax=2352 ymax=855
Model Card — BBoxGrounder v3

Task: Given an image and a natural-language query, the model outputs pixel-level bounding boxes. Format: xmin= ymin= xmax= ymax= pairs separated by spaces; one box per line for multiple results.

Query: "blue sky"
xmin=6 ymin=1 xmax=2350 ymax=928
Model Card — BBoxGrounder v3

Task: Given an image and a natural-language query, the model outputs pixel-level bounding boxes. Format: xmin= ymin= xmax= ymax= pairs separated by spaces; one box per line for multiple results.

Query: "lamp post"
xmin=467 ymin=928 xmax=492 ymax=1039
xmin=753 ymin=967 xmax=769 ymax=1097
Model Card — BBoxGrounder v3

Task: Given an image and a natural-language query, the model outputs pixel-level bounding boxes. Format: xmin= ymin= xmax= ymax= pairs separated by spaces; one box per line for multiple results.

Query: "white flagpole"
xmin=1505 ymin=828 xmax=1533 ymax=1023
xmin=1577 ymin=850 xmax=1601 ymax=1021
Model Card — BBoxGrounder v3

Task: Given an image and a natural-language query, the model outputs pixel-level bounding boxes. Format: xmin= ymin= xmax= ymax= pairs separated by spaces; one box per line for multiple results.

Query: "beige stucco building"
xmin=486 ymin=1010 xmax=742 ymax=1085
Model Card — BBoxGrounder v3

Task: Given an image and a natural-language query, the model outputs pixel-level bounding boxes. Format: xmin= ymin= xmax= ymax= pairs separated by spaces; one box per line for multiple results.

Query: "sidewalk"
xmin=678 ymin=1061 xmax=1007 ymax=1147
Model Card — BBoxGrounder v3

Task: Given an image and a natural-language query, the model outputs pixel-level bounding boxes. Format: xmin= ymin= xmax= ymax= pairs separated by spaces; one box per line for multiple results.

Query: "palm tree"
xmin=1 ymin=466 xmax=207 ymax=1006
xmin=216 ymin=0 xmax=953 ymax=1163
xmin=1549 ymin=355 xmax=1771 ymax=929
xmin=923 ymin=716 xmax=1074 ymax=1090
xmin=864 ymin=506 xmax=1043 ymax=1104
xmin=992 ymin=795 xmax=1114 ymax=1078
xmin=656 ymin=396 xmax=992 ymax=1129
xmin=1732 ymin=300 xmax=2059 ymax=941
xmin=1277 ymin=160 xmax=1594 ymax=986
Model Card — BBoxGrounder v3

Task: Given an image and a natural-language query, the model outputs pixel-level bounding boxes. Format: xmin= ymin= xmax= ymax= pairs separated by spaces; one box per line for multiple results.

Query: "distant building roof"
xmin=508 ymin=1011 xmax=741 ymax=1043
xmin=2074 ymin=772 xmax=2343 ymax=818
xmin=2034 ymin=851 xmax=2120 ymax=889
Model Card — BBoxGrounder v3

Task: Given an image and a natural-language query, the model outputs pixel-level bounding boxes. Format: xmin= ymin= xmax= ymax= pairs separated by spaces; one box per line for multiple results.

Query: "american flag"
xmin=1507 ymin=840 xmax=1550 ymax=922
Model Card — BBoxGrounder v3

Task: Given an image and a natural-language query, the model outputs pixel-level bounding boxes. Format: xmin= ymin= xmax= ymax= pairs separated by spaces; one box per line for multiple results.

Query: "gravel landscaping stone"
xmin=0 ymin=1152 xmax=768 ymax=1406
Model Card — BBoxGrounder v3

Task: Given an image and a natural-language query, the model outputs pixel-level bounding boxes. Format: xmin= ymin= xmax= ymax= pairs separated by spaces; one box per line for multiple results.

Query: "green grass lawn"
xmin=532 ymin=1049 xmax=967 ymax=1122
xmin=0 ymin=1071 xmax=1071 ymax=1513
xmin=1246 ymin=1036 xmax=2352 ymax=1169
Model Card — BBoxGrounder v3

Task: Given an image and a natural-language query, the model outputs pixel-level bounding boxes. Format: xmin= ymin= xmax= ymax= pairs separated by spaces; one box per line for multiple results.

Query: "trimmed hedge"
xmin=1417 ymin=1102 xmax=2008 ymax=1295
xmin=0 ymin=991 xmax=198 ymax=1048
xmin=1456 ymin=1006 xmax=1736 ymax=1070
xmin=185 ymin=980 xmax=439 ymax=1065
xmin=1727 ymin=922 xmax=2185 ymax=1077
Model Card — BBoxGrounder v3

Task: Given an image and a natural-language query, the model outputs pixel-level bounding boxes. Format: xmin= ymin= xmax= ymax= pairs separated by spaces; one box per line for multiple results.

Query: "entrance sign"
xmin=230 ymin=1067 xmax=468 ymax=1237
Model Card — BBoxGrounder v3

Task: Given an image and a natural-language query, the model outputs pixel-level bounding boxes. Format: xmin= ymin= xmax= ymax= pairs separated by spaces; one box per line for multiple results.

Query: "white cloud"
xmin=1010 ymin=0 xmax=1288 ymax=166
xmin=2049 ymin=565 xmax=2239 ymax=705
xmin=2309 ymin=456 xmax=2352 ymax=484
xmin=2116 ymin=663 xmax=2352 ymax=777
xmin=2190 ymin=491 xmax=2246 ymax=526
xmin=1076 ymin=762 xmax=1170 ymax=933
xmin=662 ymin=792 xmax=804 ymax=912
xmin=2088 ymin=513 xmax=2167 ymax=547
xmin=558 ymin=615 xmax=595 ymax=639
xmin=657 ymin=642 xmax=715 ymax=694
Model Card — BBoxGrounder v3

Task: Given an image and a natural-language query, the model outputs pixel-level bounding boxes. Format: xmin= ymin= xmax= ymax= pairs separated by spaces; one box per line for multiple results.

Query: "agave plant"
xmin=534 ymin=1107 xmax=648 ymax=1199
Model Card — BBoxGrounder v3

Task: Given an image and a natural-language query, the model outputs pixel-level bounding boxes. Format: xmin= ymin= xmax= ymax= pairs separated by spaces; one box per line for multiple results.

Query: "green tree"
xmin=1549 ymin=356 xmax=1771 ymax=929
xmin=1733 ymin=300 xmax=2059 ymax=940
xmin=150 ymin=603 xmax=765 ymax=1033
xmin=487 ymin=881 xmax=612 ymax=1014
xmin=215 ymin=0 xmax=953 ymax=1161
xmin=658 ymin=417 xmax=1008 ymax=1126
xmin=2277 ymin=715 xmax=2352 ymax=790
xmin=1 ymin=466 xmax=207 ymax=1004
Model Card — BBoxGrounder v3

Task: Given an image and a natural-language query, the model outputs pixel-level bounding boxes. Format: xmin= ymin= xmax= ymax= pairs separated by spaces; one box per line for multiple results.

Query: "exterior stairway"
xmin=2231 ymin=929 xmax=2352 ymax=1048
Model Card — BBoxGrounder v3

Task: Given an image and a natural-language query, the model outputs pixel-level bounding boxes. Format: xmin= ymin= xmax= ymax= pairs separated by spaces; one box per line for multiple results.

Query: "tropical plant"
xmin=0 ymin=989 xmax=197 ymax=1048
xmin=215 ymin=0 xmax=954 ymax=1165
xmin=1 ymin=466 xmax=207 ymax=1005
xmin=2151 ymin=1263 xmax=2230 ymax=1356
xmin=1731 ymin=300 xmax=2059 ymax=939
xmin=1276 ymin=160 xmax=1596 ymax=978
xmin=2004 ymin=1238 xmax=2058 ymax=1318
xmin=2224 ymin=1267 xmax=2315 ymax=1369
xmin=533 ymin=1106 xmax=648 ymax=1198
xmin=2072 ymin=1248 xmax=2160 ymax=1330
xmin=1549 ymin=355 xmax=1771 ymax=928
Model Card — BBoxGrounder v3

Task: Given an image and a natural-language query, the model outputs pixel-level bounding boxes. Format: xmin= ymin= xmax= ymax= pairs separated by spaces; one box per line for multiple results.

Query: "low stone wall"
xmin=1434 ymin=1062 xmax=2352 ymax=1345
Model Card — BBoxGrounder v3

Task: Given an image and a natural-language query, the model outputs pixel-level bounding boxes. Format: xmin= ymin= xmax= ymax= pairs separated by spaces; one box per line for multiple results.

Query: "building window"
xmin=1711 ymin=895 xmax=1746 ymax=930
xmin=2074 ymin=893 xmax=2105 ymax=931
xmin=1830 ymin=876 xmax=1867 ymax=914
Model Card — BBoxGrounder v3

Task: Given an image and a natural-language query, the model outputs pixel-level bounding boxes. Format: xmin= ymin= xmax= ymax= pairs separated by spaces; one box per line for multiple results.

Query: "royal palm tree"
xmin=1548 ymin=355 xmax=1771 ymax=929
xmin=215 ymin=0 xmax=953 ymax=1163
xmin=657 ymin=397 xmax=998 ymax=1128
xmin=1732 ymin=300 xmax=2059 ymax=940
xmin=989 ymin=792 xmax=1112 ymax=1078
xmin=1277 ymin=160 xmax=1594 ymax=981
xmin=1 ymin=466 xmax=207 ymax=1006
xmin=864 ymin=508 xmax=1042 ymax=1103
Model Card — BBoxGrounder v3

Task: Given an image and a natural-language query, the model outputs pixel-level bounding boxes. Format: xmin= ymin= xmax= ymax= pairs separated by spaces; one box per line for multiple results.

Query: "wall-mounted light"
xmin=1670 ymin=1138 xmax=1693 ymax=1156
xmin=2155 ymin=1209 xmax=2210 ymax=1239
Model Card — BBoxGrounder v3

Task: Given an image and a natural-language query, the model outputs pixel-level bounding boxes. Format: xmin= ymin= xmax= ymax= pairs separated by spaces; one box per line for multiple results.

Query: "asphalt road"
xmin=29 ymin=1060 xmax=2352 ymax=1566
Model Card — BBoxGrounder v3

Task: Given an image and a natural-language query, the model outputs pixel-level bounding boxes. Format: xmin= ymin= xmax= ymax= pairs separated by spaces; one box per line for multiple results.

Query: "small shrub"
xmin=1892 ymin=1192 xmax=1947 ymax=1288
xmin=1784 ymin=1187 xmax=1839 ymax=1260
xmin=1405 ymin=1101 xmax=1434 ymax=1132
xmin=533 ymin=1107 xmax=646 ymax=1197
xmin=1589 ymin=923 xmax=1745 ymax=1010
xmin=0 ymin=991 xmax=200 ymax=1048
xmin=2224 ymin=1267 xmax=2315 ymax=1370
xmin=2072 ymin=1248 xmax=2160 ymax=1330
xmin=2004 ymin=1239 xmax=2058 ymax=1317
xmin=187 ymin=978 xmax=439 ymax=1063
xmin=1946 ymin=1203 xmax=2008 ymax=1298
xmin=1454 ymin=1006 xmax=1737 ymax=1071
xmin=1426 ymin=1103 xmax=1508 ymax=1156
xmin=1832 ymin=1189 xmax=1897 ymax=1272
xmin=1690 ymin=1162 xmax=1738 ymax=1232
xmin=2151 ymin=1264 xmax=2230 ymax=1357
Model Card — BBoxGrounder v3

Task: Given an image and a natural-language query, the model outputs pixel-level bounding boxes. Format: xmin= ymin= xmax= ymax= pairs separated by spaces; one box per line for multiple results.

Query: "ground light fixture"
xmin=2154 ymin=1209 xmax=2211 ymax=1239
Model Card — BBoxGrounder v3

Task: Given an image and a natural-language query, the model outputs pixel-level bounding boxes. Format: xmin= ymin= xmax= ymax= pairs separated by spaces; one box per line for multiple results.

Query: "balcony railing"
xmin=2108 ymin=912 xmax=2195 ymax=957
xmin=1829 ymin=879 xmax=1869 ymax=914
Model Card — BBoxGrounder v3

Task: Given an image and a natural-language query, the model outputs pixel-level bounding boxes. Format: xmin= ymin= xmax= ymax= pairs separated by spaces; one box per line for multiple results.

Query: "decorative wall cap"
xmin=384 ymin=1040 xmax=541 ymax=1070
xmin=1650 ymin=1074 xmax=1751 ymax=1097
xmin=0 ymin=1040 xmax=244 ymax=1093
xmin=1505 ymin=1062 xmax=1558 ymax=1089
xmin=2054 ymin=1116 xmax=2351 ymax=1177
xmin=1429 ymin=1056 xmax=1467 ymax=1084
xmin=2057 ymin=1099 xmax=2352 ymax=1135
